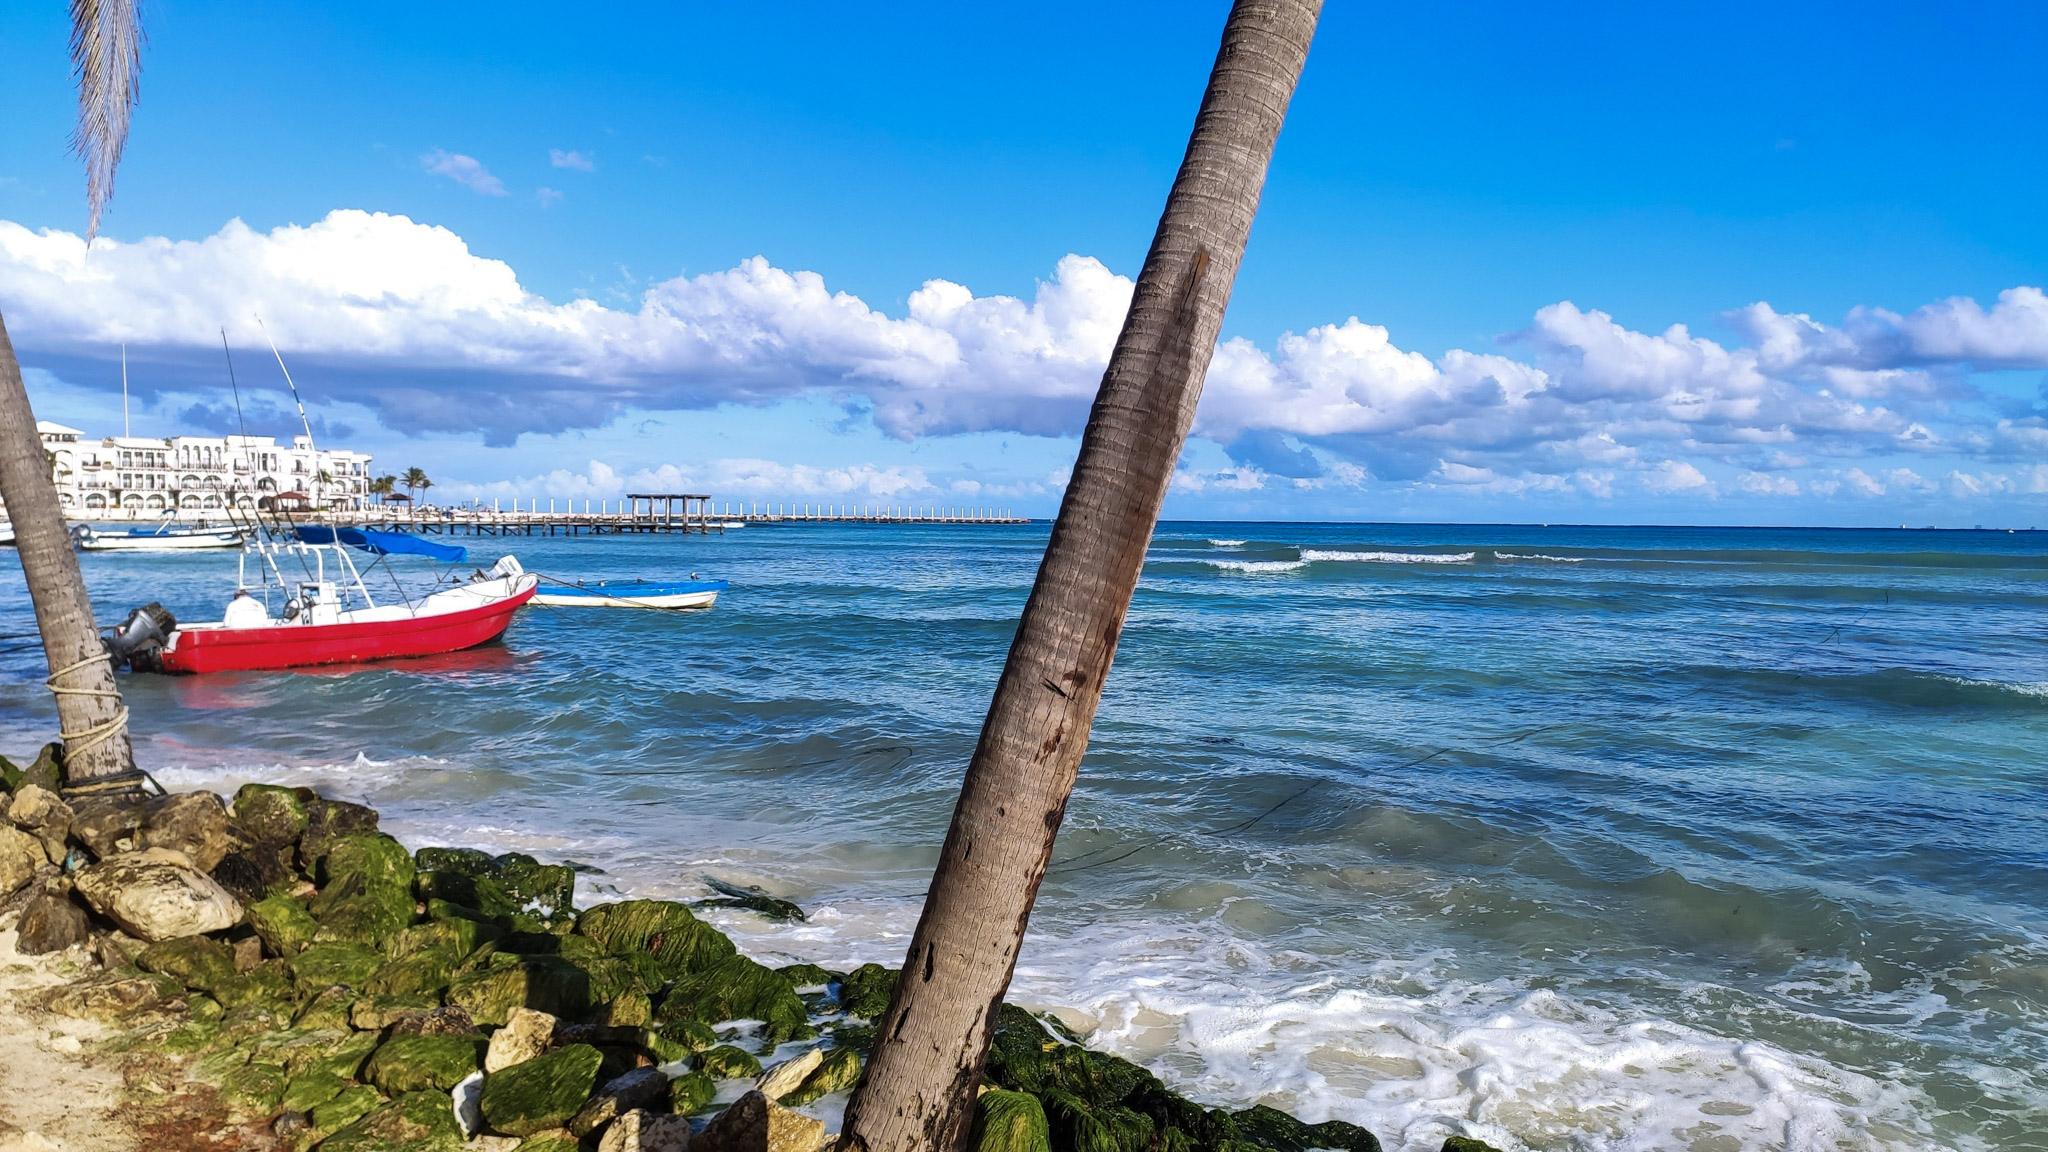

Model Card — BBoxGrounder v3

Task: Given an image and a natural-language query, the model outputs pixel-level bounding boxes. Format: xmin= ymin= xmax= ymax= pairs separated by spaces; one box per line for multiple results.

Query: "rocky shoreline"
xmin=1 ymin=743 xmax=1499 ymax=1152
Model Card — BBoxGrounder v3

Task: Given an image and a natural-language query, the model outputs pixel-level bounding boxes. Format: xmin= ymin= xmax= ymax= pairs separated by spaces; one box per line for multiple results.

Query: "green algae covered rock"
xmin=837 ymin=962 xmax=899 ymax=1018
xmin=1442 ymin=1139 xmax=1505 ymax=1152
xmin=290 ymin=941 xmax=385 ymax=991
xmin=695 ymin=1043 xmax=762 ymax=1080
xmin=417 ymin=869 xmax=522 ymax=922
xmin=304 ymin=1031 xmax=382 ymax=1082
xmin=311 ymin=832 xmax=418 ymax=945
xmin=298 ymin=797 xmax=380 ymax=874
xmin=246 ymin=894 xmax=319 ymax=956
xmin=213 ymin=959 xmax=295 ymax=1010
xmin=319 ymin=1089 xmax=465 ymax=1152
xmin=387 ymin=915 xmax=497 ymax=961
xmin=220 ymin=1061 xmax=289 ymax=1113
xmin=576 ymin=900 xmax=737 ymax=977
xmin=973 ymin=1089 xmax=1052 ymax=1152
xmin=783 ymin=1044 xmax=863 ymax=1106
xmin=309 ymin=1084 xmax=386 ymax=1138
xmin=366 ymin=946 xmax=465 ymax=1000
xmin=280 ymin=1068 xmax=351 ymax=1113
xmin=231 ymin=783 xmax=310 ymax=848
xmin=666 ymin=1069 xmax=716 ymax=1116
xmin=1232 ymin=1104 xmax=1381 ymax=1152
xmin=447 ymin=956 xmax=596 ymax=1026
xmin=136 ymin=935 xmax=238 ymax=994
xmin=478 ymin=1043 xmax=604 ymax=1137
xmin=293 ymin=984 xmax=357 ymax=1030
xmin=656 ymin=952 xmax=810 ymax=1041
xmin=778 ymin=962 xmax=837 ymax=988
xmin=510 ymin=1133 xmax=580 ymax=1152
xmin=365 ymin=1033 xmax=486 ymax=1094
xmin=493 ymin=852 xmax=576 ymax=920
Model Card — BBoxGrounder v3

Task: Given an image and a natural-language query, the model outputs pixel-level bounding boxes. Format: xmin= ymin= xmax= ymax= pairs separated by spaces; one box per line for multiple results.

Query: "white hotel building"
xmin=15 ymin=422 xmax=373 ymax=520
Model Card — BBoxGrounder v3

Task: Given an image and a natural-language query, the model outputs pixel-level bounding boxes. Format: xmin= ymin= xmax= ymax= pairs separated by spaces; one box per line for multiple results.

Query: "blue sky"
xmin=2 ymin=1 xmax=2045 ymax=524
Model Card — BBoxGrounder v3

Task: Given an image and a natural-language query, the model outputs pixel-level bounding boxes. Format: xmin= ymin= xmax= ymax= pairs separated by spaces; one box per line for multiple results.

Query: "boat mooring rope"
xmin=45 ymin=649 xmax=131 ymax=759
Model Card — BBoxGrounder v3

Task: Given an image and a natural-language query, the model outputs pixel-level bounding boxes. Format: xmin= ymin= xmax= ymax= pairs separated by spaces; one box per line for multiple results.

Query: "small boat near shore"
xmin=74 ymin=521 xmax=243 ymax=551
xmin=107 ymin=526 xmax=536 ymax=674
xmin=531 ymin=576 xmax=727 ymax=610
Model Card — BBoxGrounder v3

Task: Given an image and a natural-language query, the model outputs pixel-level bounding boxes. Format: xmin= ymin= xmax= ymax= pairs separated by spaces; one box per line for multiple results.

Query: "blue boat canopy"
xmin=295 ymin=526 xmax=467 ymax=563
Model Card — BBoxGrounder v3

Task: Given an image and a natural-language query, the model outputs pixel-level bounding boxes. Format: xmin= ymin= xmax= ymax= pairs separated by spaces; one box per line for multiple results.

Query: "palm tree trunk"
xmin=837 ymin=3 xmax=1322 ymax=1148
xmin=0 ymin=313 xmax=136 ymax=783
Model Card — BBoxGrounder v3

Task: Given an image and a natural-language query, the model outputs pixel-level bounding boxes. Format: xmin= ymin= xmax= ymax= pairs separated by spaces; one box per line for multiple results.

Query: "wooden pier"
xmin=330 ymin=494 xmax=1029 ymax=537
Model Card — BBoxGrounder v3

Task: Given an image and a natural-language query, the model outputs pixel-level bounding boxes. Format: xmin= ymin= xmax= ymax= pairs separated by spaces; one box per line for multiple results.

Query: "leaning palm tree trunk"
xmin=838 ymin=3 xmax=1322 ymax=1148
xmin=0 ymin=314 xmax=135 ymax=782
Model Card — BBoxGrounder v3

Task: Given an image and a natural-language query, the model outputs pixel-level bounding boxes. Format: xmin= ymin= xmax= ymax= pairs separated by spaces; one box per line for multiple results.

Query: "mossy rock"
xmin=317 ymin=831 xmax=415 ymax=894
xmin=653 ymin=1017 xmax=719 ymax=1056
xmin=837 ymin=962 xmax=899 ymax=1018
xmin=667 ymin=1069 xmax=716 ymax=1116
xmin=973 ymin=1088 xmax=1052 ymax=1152
xmin=212 ymin=999 xmax=297 ymax=1047
xmin=414 ymin=846 xmax=496 ymax=876
xmin=308 ymin=1083 xmax=385 ymax=1137
xmin=280 ymin=1068 xmax=352 ymax=1113
xmin=162 ymin=1021 xmax=220 ymax=1055
xmin=213 ymin=959 xmax=294 ymax=1010
xmin=656 ymin=953 xmax=809 ymax=1042
xmin=245 ymin=1028 xmax=360 ymax=1077
xmin=231 ymin=783 xmax=310 ymax=848
xmin=1231 ymin=1104 xmax=1381 ymax=1152
xmin=510 ymin=1134 xmax=580 ymax=1152
xmin=366 ymin=946 xmax=465 ymax=999
xmin=246 ymin=895 xmax=320 ymax=957
xmin=319 ymin=1089 xmax=464 ymax=1152
xmin=189 ymin=994 xmax=226 ymax=1023
xmin=592 ymin=990 xmax=654 ymax=1028
xmin=783 ymin=1044 xmax=863 ymax=1106
xmin=830 ymin=1018 xmax=878 ymax=1054
xmin=386 ymin=915 xmax=497 ymax=960
xmin=575 ymin=900 xmax=737 ymax=977
xmin=351 ymin=993 xmax=445 ymax=1032
xmin=137 ymin=936 xmax=238 ymax=994
xmin=1442 ymin=1139 xmax=1504 ymax=1152
xmin=293 ymin=983 xmax=357 ymax=1030
xmin=478 ymin=1043 xmax=604 ymax=1137
xmin=778 ymin=962 xmax=837 ymax=988
xmin=493 ymin=852 xmax=576 ymax=918
xmin=297 ymin=798 xmax=380 ymax=875
xmin=446 ymin=957 xmax=598 ymax=1026
xmin=290 ymin=941 xmax=385 ymax=991
xmin=365 ymin=1033 xmax=486 ymax=1094
xmin=303 ymin=1031 xmax=382 ymax=1081
xmin=417 ymin=869 xmax=521 ymax=922
xmin=220 ymin=1061 xmax=289 ymax=1113
xmin=694 ymin=1044 xmax=762 ymax=1080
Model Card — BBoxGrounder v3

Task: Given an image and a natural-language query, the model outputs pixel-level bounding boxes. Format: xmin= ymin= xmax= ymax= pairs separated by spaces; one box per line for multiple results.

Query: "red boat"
xmin=108 ymin=527 xmax=537 ymax=675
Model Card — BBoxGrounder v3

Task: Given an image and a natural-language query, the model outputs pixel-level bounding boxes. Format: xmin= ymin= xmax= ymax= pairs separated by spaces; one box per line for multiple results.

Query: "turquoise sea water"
xmin=2 ymin=522 xmax=2044 ymax=1151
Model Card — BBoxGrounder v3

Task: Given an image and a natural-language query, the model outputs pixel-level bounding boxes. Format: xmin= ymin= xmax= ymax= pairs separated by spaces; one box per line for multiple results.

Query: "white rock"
xmin=598 ymin=1109 xmax=693 ymax=1152
xmin=452 ymin=1069 xmax=486 ymax=1137
xmin=485 ymin=1006 xmax=558 ymax=1073
xmin=69 ymin=847 xmax=242 ymax=941
xmin=755 ymin=1047 xmax=824 ymax=1103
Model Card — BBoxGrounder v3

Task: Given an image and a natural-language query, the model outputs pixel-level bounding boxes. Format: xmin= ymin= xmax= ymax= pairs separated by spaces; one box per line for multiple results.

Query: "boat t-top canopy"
xmin=294 ymin=525 xmax=467 ymax=563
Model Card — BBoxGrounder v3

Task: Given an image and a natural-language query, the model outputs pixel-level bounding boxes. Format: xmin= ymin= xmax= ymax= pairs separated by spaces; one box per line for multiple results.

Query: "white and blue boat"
xmin=530 ymin=577 xmax=727 ymax=610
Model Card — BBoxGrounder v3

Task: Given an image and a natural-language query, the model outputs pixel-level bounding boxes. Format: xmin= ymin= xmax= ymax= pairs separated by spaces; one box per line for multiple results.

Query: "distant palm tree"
xmin=402 ymin=466 xmax=429 ymax=503
xmin=368 ymin=474 xmax=397 ymax=504
xmin=0 ymin=0 xmax=146 ymax=786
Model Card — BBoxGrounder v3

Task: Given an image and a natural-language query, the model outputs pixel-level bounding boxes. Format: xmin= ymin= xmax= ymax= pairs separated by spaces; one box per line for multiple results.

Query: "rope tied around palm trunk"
xmin=45 ymin=649 xmax=130 ymax=758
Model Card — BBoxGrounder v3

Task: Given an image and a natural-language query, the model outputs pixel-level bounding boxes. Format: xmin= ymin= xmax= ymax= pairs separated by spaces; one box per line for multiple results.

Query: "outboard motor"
xmin=103 ymin=602 xmax=176 ymax=670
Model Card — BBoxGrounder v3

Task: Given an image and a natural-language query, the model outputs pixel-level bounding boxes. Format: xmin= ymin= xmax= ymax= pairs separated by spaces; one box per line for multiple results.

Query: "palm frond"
xmin=68 ymin=0 xmax=145 ymax=240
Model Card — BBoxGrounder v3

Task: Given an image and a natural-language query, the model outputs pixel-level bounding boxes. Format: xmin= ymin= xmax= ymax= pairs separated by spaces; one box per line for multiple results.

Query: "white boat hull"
xmin=78 ymin=528 xmax=243 ymax=551
xmin=531 ymin=587 xmax=720 ymax=609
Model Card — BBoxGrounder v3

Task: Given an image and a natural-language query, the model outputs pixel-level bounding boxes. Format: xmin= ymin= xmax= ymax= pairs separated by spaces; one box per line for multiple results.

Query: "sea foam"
xmin=1300 ymin=549 xmax=1476 ymax=564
